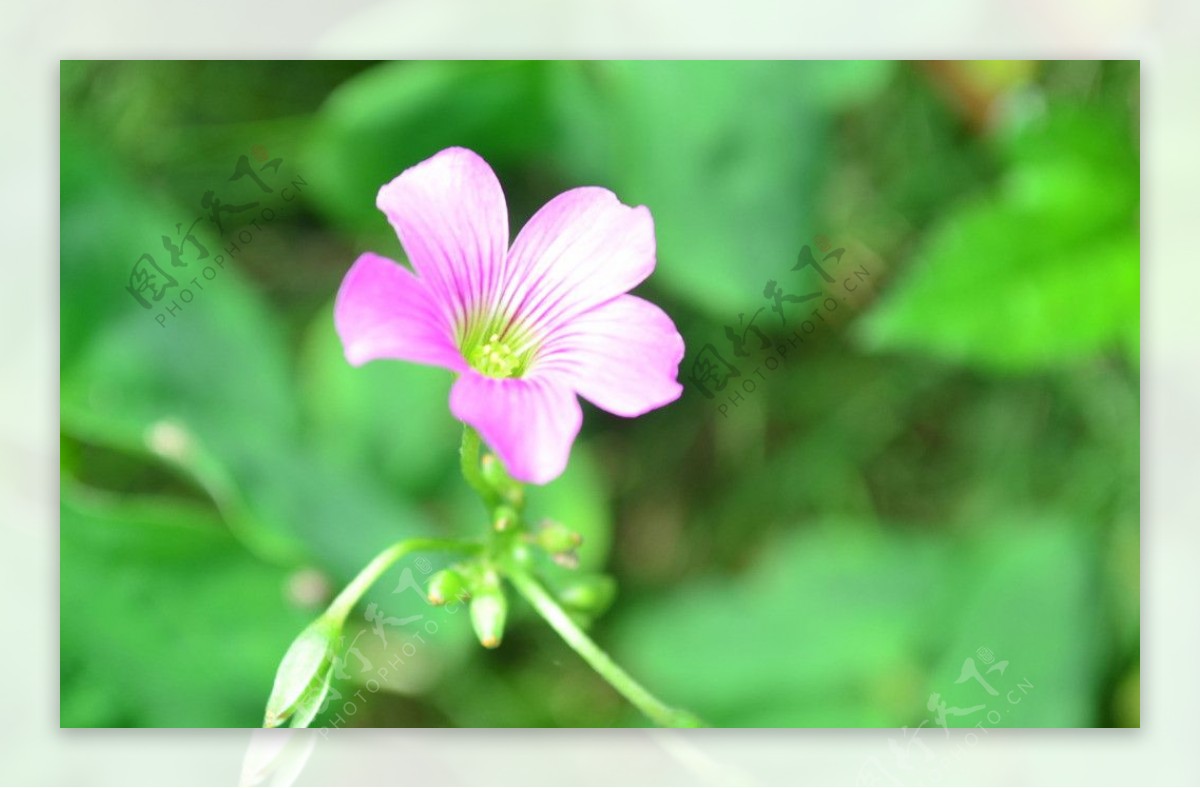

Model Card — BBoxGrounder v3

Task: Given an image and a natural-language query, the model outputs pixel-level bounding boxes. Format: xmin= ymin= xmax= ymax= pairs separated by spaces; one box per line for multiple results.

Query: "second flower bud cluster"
xmin=425 ymin=563 xmax=508 ymax=649
xmin=432 ymin=448 xmax=596 ymax=651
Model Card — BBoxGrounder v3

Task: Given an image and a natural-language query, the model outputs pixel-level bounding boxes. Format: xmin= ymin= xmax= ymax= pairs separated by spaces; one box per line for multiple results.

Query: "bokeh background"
xmin=59 ymin=60 xmax=1139 ymax=728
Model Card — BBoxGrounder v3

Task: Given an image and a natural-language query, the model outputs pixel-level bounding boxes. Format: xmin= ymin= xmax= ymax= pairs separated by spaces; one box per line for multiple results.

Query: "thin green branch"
xmin=503 ymin=562 xmax=705 ymax=728
xmin=459 ymin=425 xmax=497 ymax=509
xmin=327 ymin=537 xmax=482 ymax=622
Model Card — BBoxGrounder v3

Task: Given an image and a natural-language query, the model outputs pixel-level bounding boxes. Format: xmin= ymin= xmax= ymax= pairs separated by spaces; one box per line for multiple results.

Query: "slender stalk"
xmin=327 ymin=537 xmax=482 ymax=622
xmin=459 ymin=425 xmax=496 ymax=508
xmin=504 ymin=563 xmax=705 ymax=728
xmin=458 ymin=422 xmax=697 ymax=727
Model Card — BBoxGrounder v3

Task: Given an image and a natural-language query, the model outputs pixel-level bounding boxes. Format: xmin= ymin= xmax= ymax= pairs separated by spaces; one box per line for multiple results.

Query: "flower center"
xmin=467 ymin=333 xmax=527 ymax=379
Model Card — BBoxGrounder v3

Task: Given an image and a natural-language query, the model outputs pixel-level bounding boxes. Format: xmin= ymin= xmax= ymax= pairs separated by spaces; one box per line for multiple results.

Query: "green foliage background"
xmin=59 ymin=60 xmax=1139 ymax=728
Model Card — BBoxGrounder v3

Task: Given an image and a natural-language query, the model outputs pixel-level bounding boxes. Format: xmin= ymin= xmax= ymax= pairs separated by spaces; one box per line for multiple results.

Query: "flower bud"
xmin=556 ymin=574 xmax=617 ymax=616
xmin=492 ymin=504 xmax=518 ymax=533
xmin=287 ymin=666 xmax=334 ymax=729
xmin=503 ymin=485 xmax=525 ymax=509
xmin=535 ymin=519 xmax=582 ymax=555
xmin=482 ymin=454 xmax=525 ymax=508
xmin=509 ymin=541 xmax=535 ymax=568
xmin=551 ymin=550 xmax=580 ymax=569
xmin=426 ymin=568 xmax=467 ymax=606
xmin=469 ymin=571 xmax=508 ymax=649
xmin=263 ymin=614 xmax=339 ymax=728
xmin=480 ymin=453 xmax=507 ymax=487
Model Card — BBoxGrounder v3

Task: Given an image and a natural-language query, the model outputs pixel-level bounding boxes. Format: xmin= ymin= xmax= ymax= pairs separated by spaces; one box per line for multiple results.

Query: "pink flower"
xmin=334 ymin=147 xmax=685 ymax=485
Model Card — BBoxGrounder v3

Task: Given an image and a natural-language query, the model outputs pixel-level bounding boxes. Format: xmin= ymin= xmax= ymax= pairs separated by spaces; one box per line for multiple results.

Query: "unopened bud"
xmin=426 ymin=568 xmax=467 ymax=606
xmin=469 ymin=571 xmax=508 ymax=649
xmin=551 ymin=550 xmax=580 ymax=569
xmin=535 ymin=520 xmax=581 ymax=555
xmin=556 ymin=574 xmax=617 ymax=616
xmin=492 ymin=504 xmax=518 ymax=532
xmin=509 ymin=541 xmax=535 ymax=568
xmin=482 ymin=454 xmax=525 ymax=509
xmin=480 ymin=453 xmax=505 ymax=487
xmin=263 ymin=614 xmax=339 ymax=728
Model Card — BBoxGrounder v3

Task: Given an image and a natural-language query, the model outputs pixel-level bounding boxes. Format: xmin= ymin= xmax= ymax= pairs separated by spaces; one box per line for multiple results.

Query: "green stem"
xmin=504 ymin=563 xmax=705 ymax=728
xmin=459 ymin=425 xmax=496 ymax=509
xmin=459 ymin=424 xmax=694 ymax=727
xmin=327 ymin=537 xmax=482 ymax=622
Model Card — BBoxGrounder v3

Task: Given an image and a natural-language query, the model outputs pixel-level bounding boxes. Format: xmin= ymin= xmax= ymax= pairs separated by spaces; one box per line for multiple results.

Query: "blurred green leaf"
xmin=61 ymin=107 xmax=300 ymax=452
xmin=61 ymin=286 xmax=298 ymax=456
xmin=298 ymin=302 xmax=459 ymax=496
xmin=548 ymin=61 xmax=840 ymax=316
xmin=862 ymin=104 xmax=1138 ymax=369
xmin=60 ymin=119 xmax=184 ymax=367
xmin=613 ymin=517 xmax=1109 ymax=727
xmin=60 ymin=120 xmax=316 ymax=560
xmin=927 ymin=520 xmax=1107 ymax=727
xmin=59 ymin=166 xmax=448 ymax=577
xmin=60 ymin=486 xmax=309 ymax=727
xmin=302 ymin=61 xmax=554 ymax=236
xmin=798 ymin=61 xmax=898 ymax=110
xmin=612 ymin=525 xmax=951 ymax=726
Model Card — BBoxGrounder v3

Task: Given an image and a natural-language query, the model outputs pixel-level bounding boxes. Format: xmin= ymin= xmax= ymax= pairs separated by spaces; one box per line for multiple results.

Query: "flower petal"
xmin=535 ymin=295 xmax=685 ymax=417
xmin=449 ymin=370 xmax=583 ymax=485
xmin=496 ymin=187 xmax=655 ymax=342
xmin=376 ymin=147 xmax=509 ymax=330
xmin=334 ymin=252 xmax=466 ymax=371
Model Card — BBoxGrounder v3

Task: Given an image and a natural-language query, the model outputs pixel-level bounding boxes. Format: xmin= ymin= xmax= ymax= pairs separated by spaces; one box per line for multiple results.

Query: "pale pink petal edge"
xmin=334 ymin=252 xmax=466 ymax=372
